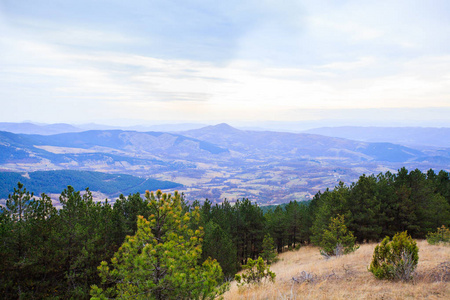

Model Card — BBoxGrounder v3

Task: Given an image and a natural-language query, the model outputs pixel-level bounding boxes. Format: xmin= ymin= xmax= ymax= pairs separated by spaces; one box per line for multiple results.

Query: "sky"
xmin=1 ymin=0 xmax=450 ymax=129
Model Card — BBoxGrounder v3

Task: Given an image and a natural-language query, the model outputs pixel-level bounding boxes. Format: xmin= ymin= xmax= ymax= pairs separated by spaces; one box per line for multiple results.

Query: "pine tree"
xmin=0 ymin=183 xmax=57 ymax=298
xmin=234 ymin=256 xmax=276 ymax=286
xmin=260 ymin=233 xmax=277 ymax=264
xmin=285 ymin=201 xmax=302 ymax=248
xmin=348 ymin=174 xmax=383 ymax=242
xmin=320 ymin=214 xmax=359 ymax=257
xmin=265 ymin=205 xmax=287 ymax=253
xmin=311 ymin=182 xmax=351 ymax=246
xmin=54 ymin=186 xmax=105 ymax=298
xmin=202 ymin=220 xmax=238 ymax=278
xmin=91 ymin=190 xmax=227 ymax=300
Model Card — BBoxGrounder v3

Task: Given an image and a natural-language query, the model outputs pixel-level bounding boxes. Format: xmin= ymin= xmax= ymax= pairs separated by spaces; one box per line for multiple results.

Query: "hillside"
xmin=0 ymin=170 xmax=181 ymax=199
xmin=0 ymin=124 xmax=449 ymax=203
xmin=224 ymin=241 xmax=450 ymax=299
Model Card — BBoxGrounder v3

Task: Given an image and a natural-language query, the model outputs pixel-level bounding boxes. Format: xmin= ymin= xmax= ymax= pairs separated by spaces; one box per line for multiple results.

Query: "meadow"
xmin=224 ymin=240 xmax=449 ymax=299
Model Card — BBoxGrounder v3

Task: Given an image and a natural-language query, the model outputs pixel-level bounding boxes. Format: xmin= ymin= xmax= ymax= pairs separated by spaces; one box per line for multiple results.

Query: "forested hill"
xmin=0 ymin=170 xmax=181 ymax=199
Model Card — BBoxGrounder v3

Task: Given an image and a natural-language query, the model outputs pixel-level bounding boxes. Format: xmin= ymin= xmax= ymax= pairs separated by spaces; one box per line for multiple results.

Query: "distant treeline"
xmin=0 ymin=168 xmax=449 ymax=299
xmin=0 ymin=170 xmax=181 ymax=199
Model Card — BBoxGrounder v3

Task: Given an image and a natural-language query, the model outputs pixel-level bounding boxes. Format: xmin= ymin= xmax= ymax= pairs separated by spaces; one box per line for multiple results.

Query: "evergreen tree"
xmin=285 ymin=201 xmax=303 ymax=248
xmin=91 ymin=190 xmax=227 ymax=300
xmin=369 ymin=231 xmax=418 ymax=281
xmin=202 ymin=220 xmax=238 ymax=278
xmin=234 ymin=256 xmax=276 ymax=286
xmin=260 ymin=233 xmax=277 ymax=264
xmin=112 ymin=192 xmax=148 ymax=235
xmin=435 ymin=170 xmax=450 ymax=205
xmin=392 ymin=168 xmax=420 ymax=235
xmin=53 ymin=186 xmax=113 ymax=298
xmin=234 ymin=199 xmax=265 ymax=264
xmin=319 ymin=214 xmax=358 ymax=256
xmin=348 ymin=174 xmax=383 ymax=242
xmin=265 ymin=205 xmax=287 ymax=253
xmin=311 ymin=182 xmax=351 ymax=245
xmin=375 ymin=171 xmax=398 ymax=237
xmin=0 ymin=183 xmax=57 ymax=299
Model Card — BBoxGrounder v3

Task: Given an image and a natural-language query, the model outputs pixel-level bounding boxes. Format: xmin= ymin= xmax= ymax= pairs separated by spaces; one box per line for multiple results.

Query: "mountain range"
xmin=304 ymin=126 xmax=450 ymax=148
xmin=0 ymin=122 xmax=449 ymax=204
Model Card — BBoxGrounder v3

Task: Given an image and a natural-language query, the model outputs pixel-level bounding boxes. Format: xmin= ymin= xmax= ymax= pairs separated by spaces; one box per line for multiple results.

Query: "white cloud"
xmin=318 ymin=57 xmax=377 ymax=71
xmin=0 ymin=1 xmax=449 ymax=125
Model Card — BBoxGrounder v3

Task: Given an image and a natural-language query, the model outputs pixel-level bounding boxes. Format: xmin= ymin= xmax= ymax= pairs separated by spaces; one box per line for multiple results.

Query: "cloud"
xmin=0 ymin=1 xmax=449 ymax=125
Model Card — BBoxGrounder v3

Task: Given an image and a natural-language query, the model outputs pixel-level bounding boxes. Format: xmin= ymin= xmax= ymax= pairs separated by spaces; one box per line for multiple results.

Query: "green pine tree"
xmin=260 ymin=233 xmax=277 ymax=264
xmin=91 ymin=190 xmax=227 ymax=300
xmin=202 ymin=220 xmax=238 ymax=278
xmin=320 ymin=214 xmax=359 ymax=257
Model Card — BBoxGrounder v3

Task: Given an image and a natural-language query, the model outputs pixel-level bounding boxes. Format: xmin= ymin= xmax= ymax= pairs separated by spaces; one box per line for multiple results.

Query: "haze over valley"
xmin=1 ymin=122 xmax=449 ymax=204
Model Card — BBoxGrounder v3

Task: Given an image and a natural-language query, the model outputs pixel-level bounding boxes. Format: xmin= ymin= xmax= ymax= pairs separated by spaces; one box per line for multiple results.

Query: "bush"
xmin=234 ymin=257 xmax=276 ymax=286
xmin=320 ymin=214 xmax=359 ymax=257
xmin=369 ymin=231 xmax=419 ymax=281
xmin=427 ymin=225 xmax=450 ymax=245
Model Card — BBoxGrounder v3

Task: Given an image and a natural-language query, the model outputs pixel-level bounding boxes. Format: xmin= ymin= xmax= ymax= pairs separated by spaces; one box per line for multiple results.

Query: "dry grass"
xmin=223 ymin=240 xmax=449 ymax=299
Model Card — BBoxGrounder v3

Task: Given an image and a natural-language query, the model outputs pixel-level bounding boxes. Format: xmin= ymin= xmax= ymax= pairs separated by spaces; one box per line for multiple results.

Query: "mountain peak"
xmin=179 ymin=123 xmax=242 ymax=138
xmin=206 ymin=123 xmax=242 ymax=134
xmin=212 ymin=123 xmax=235 ymax=129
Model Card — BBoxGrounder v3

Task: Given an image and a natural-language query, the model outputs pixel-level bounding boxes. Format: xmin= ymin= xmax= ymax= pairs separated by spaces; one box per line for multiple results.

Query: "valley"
xmin=1 ymin=123 xmax=449 ymax=204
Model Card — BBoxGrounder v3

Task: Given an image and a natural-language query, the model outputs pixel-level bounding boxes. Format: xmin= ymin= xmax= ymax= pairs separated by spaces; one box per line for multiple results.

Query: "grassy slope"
xmin=224 ymin=240 xmax=449 ymax=299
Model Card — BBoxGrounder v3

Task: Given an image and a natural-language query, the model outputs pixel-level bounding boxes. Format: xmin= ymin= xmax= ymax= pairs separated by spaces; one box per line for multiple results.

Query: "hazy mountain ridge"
xmin=0 ymin=130 xmax=228 ymax=159
xmin=304 ymin=126 xmax=450 ymax=148
xmin=0 ymin=123 xmax=449 ymax=203
xmin=180 ymin=123 xmax=426 ymax=162
xmin=0 ymin=122 xmax=208 ymax=135
xmin=0 ymin=122 xmax=83 ymax=135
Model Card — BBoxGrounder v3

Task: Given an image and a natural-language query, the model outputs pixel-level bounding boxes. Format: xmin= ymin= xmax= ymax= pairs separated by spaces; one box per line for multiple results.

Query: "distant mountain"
xmin=304 ymin=126 xmax=450 ymax=148
xmin=0 ymin=125 xmax=430 ymax=165
xmin=0 ymin=129 xmax=228 ymax=166
xmin=0 ymin=170 xmax=181 ymax=199
xmin=75 ymin=122 xmax=209 ymax=132
xmin=0 ymin=122 xmax=83 ymax=135
xmin=1 ymin=124 xmax=449 ymax=204
xmin=125 ymin=123 xmax=209 ymax=132
xmin=180 ymin=124 xmax=424 ymax=163
xmin=0 ymin=122 xmax=210 ymax=136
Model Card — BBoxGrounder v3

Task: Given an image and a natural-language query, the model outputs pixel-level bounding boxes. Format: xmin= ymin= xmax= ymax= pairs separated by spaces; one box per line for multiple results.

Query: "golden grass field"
xmin=224 ymin=240 xmax=449 ymax=299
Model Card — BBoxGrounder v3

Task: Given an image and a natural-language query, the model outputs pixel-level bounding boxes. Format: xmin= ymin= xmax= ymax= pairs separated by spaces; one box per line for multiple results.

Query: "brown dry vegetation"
xmin=223 ymin=240 xmax=449 ymax=300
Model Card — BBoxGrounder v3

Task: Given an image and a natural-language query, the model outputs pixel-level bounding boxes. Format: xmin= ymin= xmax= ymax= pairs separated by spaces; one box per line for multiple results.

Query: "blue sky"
xmin=1 ymin=0 xmax=450 ymax=128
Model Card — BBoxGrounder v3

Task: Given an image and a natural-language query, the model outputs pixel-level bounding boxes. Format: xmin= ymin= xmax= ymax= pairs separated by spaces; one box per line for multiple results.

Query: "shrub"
xmin=234 ymin=257 xmax=276 ymax=286
xmin=369 ymin=231 xmax=419 ymax=281
xmin=427 ymin=225 xmax=450 ymax=245
xmin=320 ymin=214 xmax=359 ymax=257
